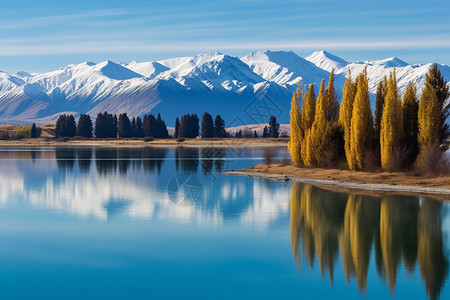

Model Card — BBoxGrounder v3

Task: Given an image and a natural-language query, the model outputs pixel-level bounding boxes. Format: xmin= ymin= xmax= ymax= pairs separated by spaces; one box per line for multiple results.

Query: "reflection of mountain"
xmin=290 ymin=182 xmax=449 ymax=300
xmin=0 ymin=147 xmax=290 ymax=227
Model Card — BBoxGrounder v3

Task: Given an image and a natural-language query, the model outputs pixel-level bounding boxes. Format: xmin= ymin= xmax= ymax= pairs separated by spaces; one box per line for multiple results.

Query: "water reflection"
xmin=290 ymin=182 xmax=449 ymax=300
xmin=0 ymin=146 xmax=290 ymax=226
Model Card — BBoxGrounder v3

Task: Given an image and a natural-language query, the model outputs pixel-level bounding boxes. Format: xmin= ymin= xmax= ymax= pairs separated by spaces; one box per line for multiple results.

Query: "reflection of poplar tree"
xmin=418 ymin=200 xmax=448 ymax=300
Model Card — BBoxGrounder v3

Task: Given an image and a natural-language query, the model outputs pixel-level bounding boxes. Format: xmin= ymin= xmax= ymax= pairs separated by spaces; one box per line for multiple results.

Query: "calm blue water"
xmin=0 ymin=146 xmax=448 ymax=300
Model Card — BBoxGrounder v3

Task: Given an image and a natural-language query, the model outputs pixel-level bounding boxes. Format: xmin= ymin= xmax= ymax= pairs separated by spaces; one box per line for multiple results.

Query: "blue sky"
xmin=1 ymin=0 xmax=450 ymax=73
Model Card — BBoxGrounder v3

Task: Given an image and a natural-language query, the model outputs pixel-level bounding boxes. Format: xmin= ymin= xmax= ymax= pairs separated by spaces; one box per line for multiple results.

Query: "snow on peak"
xmin=16 ymin=71 xmax=33 ymax=78
xmin=93 ymin=60 xmax=143 ymax=80
xmin=305 ymin=50 xmax=348 ymax=72
xmin=126 ymin=61 xmax=170 ymax=79
xmin=242 ymin=50 xmax=331 ymax=86
xmin=370 ymin=57 xmax=409 ymax=68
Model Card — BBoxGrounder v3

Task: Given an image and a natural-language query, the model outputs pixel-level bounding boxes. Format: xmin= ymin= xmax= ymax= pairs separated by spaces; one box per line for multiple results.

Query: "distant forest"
xmin=46 ymin=112 xmax=283 ymax=139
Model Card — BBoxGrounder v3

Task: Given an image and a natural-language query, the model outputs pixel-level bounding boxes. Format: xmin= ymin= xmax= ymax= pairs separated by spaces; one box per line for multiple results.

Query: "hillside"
xmin=0 ymin=50 xmax=449 ymax=126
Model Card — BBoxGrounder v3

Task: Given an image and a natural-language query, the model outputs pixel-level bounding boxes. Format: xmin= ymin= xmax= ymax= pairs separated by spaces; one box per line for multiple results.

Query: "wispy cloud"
xmin=1 ymin=37 xmax=450 ymax=57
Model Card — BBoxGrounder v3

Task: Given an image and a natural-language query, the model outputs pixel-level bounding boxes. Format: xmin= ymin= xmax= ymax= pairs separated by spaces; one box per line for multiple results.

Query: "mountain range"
xmin=0 ymin=50 xmax=449 ymax=126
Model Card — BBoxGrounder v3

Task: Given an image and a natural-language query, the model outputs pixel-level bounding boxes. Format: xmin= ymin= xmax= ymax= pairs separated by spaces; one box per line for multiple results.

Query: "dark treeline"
xmin=55 ymin=111 xmax=169 ymax=139
xmin=55 ymin=111 xmax=283 ymax=139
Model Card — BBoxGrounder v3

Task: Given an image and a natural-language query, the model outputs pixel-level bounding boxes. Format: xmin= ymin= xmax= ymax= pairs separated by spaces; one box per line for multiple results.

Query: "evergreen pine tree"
xmin=135 ymin=116 xmax=143 ymax=138
xmin=118 ymin=113 xmax=132 ymax=138
xmin=201 ymin=112 xmax=214 ymax=138
xmin=143 ymin=114 xmax=156 ymax=137
xmin=288 ymin=86 xmax=303 ymax=166
xmin=253 ymin=130 xmax=258 ymax=138
xmin=262 ymin=126 xmax=268 ymax=138
xmin=214 ymin=115 xmax=226 ymax=138
xmin=31 ymin=123 xmax=37 ymax=138
xmin=76 ymin=114 xmax=93 ymax=138
xmin=175 ymin=117 xmax=180 ymax=138
xmin=130 ymin=117 xmax=137 ymax=137
xmin=349 ymin=70 xmax=373 ymax=170
xmin=179 ymin=114 xmax=199 ymax=138
xmin=268 ymin=115 xmax=280 ymax=138
xmin=380 ymin=72 xmax=403 ymax=171
xmin=109 ymin=115 xmax=117 ymax=138
xmin=402 ymin=83 xmax=419 ymax=167
xmin=55 ymin=114 xmax=76 ymax=137
xmin=95 ymin=111 xmax=115 ymax=138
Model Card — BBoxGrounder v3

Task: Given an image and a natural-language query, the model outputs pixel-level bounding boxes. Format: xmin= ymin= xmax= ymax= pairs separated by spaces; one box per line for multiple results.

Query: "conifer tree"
xmin=268 ymin=115 xmax=280 ymax=138
xmin=262 ymin=126 xmax=268 ymax=138
xmin=118 ymin=113 xmax=132 ymax=138
xmin=31 ymin=123 xmax=37 ymax=138
xmin=113 ymin=115 xmax=118 ymax=136
xmin=253 ymin=130 xmax=258 ymax=138
xmin=95 ymin=112 xmax=116 ymax=138
xmin=55 ymin=114 xmax=76 ymax=137
xmin=76 ymin=114 xmax=92 ymax=138
xmin=143 ymin=114 xmax=156 ymax=137
xmin=380 ymin=72 xmax=403 ymax=171
xmin=175 ymin=117 xmax=180 ymax=138
xmin=374 ymin=76 xmax=388 ymax=150
xmin=135 ymin=116 xmax=143 ymax=137
xmin=426 ymin=64 xmax=450 ymax=143
xmin=300 ymin=84 xmax=315 ymax=165
xmin=349 ymin=71 xmax=373 ymax=170
xmin=418 ymin=82 xmax=440 ymax=164
xmin=402 ymin=83 xmax=419 ymax=167
xmin=130 ymin=117 xmax=136 ymax=137
xmin=201 ymin=112 xmax=214 ymax=138
xmin=214 ymin=115 xmax=226 ymax=138
xmin=179 ymin=114 xmax=199 ymax=138
xmin=339 ymin=71 xmax=355 ymax=166
xmin=155 ymin=113 xmax=169 ymax=138
xmin=288 ymin=86 xmax=303 ymax=166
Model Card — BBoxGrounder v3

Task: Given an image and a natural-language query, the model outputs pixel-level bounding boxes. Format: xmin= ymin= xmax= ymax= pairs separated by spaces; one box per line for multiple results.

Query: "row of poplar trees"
xmin=289 ymin=64 xmax=449 ymax=171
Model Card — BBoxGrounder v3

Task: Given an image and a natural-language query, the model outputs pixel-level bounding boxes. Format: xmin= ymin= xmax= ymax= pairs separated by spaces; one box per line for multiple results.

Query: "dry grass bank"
xmin=239 ymin=163 xmax=450 ymax=190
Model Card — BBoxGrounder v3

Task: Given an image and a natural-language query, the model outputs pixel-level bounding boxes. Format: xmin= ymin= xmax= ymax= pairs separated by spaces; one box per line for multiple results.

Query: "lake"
xmin=0 ymin=146 xmax=449 ymax=300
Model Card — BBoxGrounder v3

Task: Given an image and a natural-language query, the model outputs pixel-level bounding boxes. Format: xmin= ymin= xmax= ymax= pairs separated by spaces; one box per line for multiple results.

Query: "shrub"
xmin=16 ymin=126 xmax=42 ymax=139
xmin=264 ymin=148 xmax=275 ymax=166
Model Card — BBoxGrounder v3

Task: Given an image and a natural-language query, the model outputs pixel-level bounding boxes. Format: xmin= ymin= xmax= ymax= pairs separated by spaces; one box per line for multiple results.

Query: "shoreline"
xmin=223 ymin=164 xmax=450 ymax=197
xmin=0 ymin=137 xmax=289 ymax=148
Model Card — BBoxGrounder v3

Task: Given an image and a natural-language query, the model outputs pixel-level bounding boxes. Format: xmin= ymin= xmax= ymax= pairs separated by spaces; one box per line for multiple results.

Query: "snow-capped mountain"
xmin=242 ymin=50 xmax=331 ymax=86
xmin=0 ymin=50 xmax=449 ymax=126
xmin=305 ymin=50 xmax=349 ymax=72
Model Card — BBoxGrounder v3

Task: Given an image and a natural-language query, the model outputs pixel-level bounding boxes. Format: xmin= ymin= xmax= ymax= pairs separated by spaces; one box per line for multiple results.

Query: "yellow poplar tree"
xmin=300 ymin=84 xmax=315 ymax=164
xmin=339 ymin=71 xmax=355 ymax=166
xmin=380 ymin=72 xmax=403 ymax=171
xmin=417 ymin=81 xmax=440 ymax=164
xmin=349 ymin=70 xmax=373 ymax=170
xmin=325 ymin=69 xmax=340 ymax=122
xmin=307 ymin=79 xmax=327 ymax=166
xmin=288 ymin=85 xmax=303 ymax=166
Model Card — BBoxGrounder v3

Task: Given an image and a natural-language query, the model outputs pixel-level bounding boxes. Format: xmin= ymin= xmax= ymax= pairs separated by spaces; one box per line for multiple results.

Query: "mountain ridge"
xmin=0 ymin=50 xmax=449 ymax=126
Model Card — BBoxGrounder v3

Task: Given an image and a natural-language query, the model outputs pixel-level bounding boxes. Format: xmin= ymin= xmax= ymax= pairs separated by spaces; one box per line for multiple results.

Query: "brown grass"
xmin=243 ymin=163 xmax=450 ymax=189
